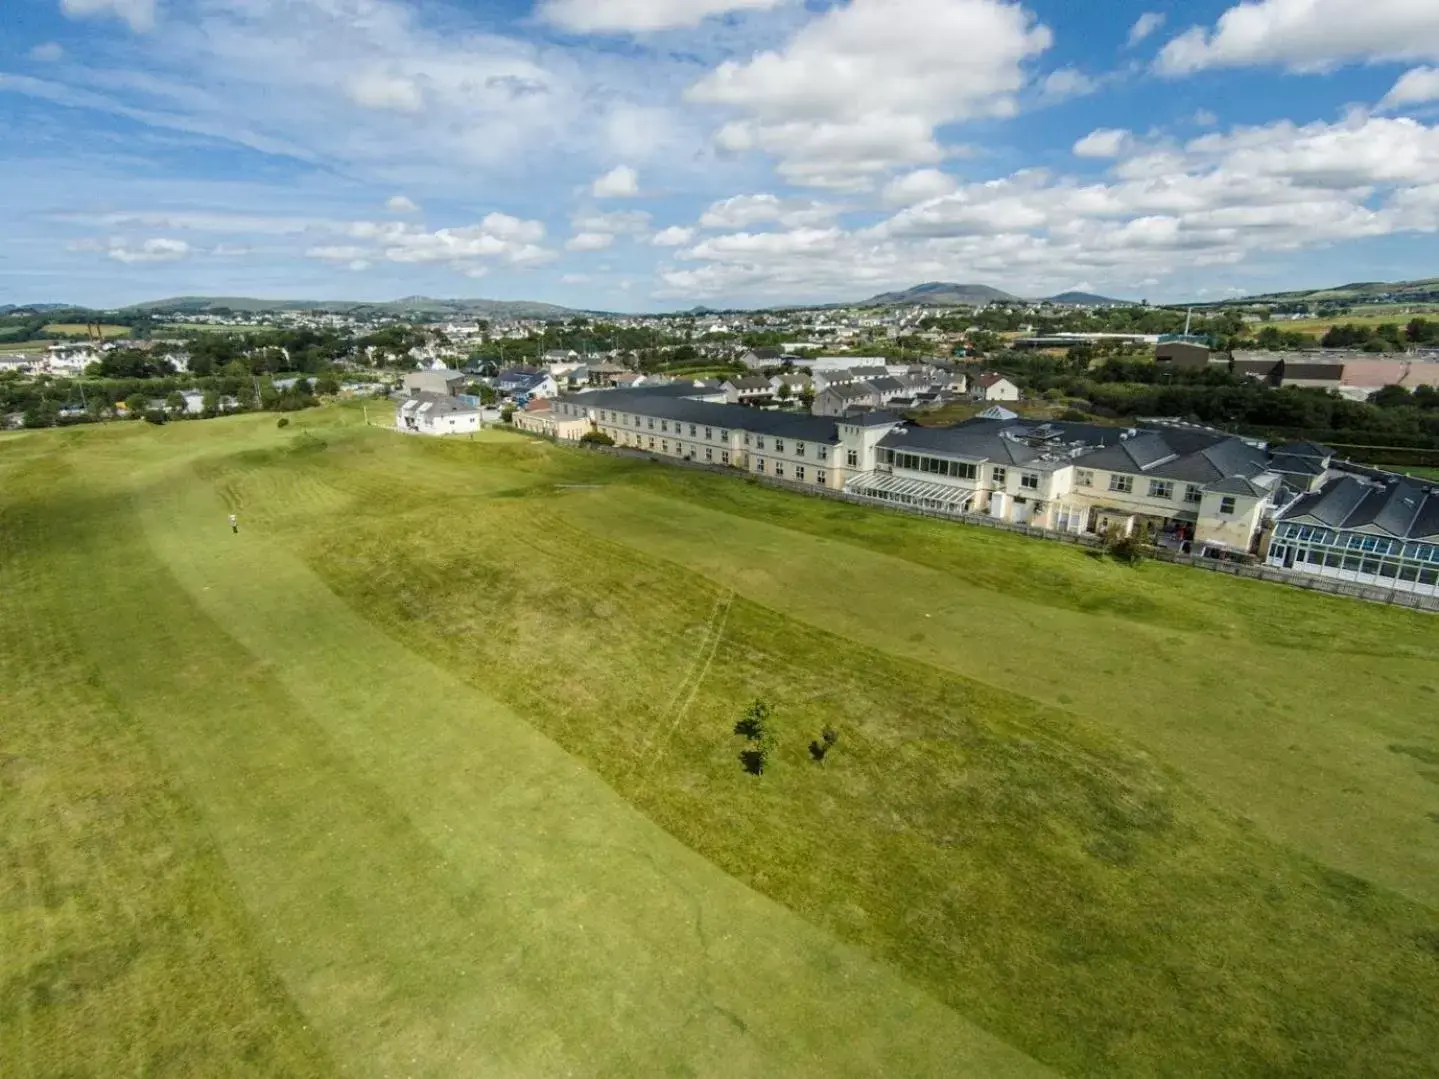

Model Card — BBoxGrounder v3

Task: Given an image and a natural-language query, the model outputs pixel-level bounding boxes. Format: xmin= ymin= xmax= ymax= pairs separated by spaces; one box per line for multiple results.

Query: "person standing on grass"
xmin=229 ymin=513 xmax=239 ymax=535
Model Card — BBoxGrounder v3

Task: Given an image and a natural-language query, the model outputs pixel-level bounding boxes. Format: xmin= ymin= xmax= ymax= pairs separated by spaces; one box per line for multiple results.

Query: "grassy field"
xmin=0 ymin=340 xmax=54 ymax=354
xmin=41 ymin=323 xmax=128 ymax=338
xmin=2 ymin=408 xmax=1437 ymax=1076
xmin=1269 ymin=309 xmax=1438 ymax=336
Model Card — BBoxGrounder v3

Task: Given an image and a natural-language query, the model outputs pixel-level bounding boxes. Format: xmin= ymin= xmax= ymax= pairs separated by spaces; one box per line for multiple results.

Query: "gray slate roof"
xmin=880 ymin=416 xmax=1273 ymax=484
xmin=579 ymin=388 xmax=848 ymax=443
xmin=1280 ymin=476 xmax=1439 ymax=539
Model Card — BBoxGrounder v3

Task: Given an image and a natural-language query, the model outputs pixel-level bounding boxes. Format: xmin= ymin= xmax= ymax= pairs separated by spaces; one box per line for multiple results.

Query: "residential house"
xmin=722 ymin=375 xmax=774 ymax=405
xmin=403 ymin=369 xmax=466 ymax=397
xmin=769 ymin=373 xmax=813 ymax=400
xmin=971 ymin=373 xmax=1021 ymax=402
xmin=395 ymin=392 xmax=484 ymax=436
xmin=588 ymin=361 xmax=629 ymax=387
xmin=739 ymin=347 xmax=783 ymax=370
xmin=497 ymin=370 xmax=559 ymax=399
xmin=812 ymin=382 xmax=881 ymax=417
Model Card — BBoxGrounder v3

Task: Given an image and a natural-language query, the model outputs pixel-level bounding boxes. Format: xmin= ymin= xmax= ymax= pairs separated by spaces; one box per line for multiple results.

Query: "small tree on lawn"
xmin=735 ymin=699 xmax=775 ymax=776
xmin=809 ymin=726 xmax=839 ymax=763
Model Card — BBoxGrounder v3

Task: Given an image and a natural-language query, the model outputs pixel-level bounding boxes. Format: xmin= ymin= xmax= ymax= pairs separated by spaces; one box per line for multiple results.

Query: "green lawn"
xmin=2 ymin=409 xmax=1437 ymax=1076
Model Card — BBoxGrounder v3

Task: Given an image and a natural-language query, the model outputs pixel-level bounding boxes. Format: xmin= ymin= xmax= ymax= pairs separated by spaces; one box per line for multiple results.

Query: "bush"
xmin=143 ymin=410 xmax=167 ymax=426
xmin=1105 ymin=521 xmax=1151 ymax=564
xmin=276 ymin=417 xmax=291 ymax=428
xmin=579 ymin=429 xmax=615 ymax=446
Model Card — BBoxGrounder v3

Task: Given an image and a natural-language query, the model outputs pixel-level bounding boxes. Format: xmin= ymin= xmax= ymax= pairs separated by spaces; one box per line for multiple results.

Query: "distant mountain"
xmin=864 ymin=282 xmax=1020 ymax=306
xmin=1045 ymin=291 xmax=1133 ymax=306
xmin=120 ymin=295 xmax=581 ymax=319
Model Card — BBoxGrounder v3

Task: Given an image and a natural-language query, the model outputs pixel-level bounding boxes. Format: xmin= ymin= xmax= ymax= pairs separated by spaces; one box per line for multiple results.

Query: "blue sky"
xmin=3 ymin=0 xmax=1439 ymax=311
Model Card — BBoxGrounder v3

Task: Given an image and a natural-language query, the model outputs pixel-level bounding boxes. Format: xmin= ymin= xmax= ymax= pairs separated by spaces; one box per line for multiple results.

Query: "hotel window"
xmin=1148 ymin=480 xmax=1174 ymax=500
xmin=756 ymin=458 xmax=766 ymax=472
xmin=847 ymin=449 xmax=859 ymax=467
xmin=1109 ymin=474 xmax=1133 ymax=494
xmin=721 ymin=452 xmax=730 ymax=465
xmin=661 ymin=421 xmax=668 ymax=433
xmin=648 ymin=437 xmax=655 ymax=449
xmin=956 ymin=462 xmax=978 ymax=480
xmin=661 ymin=441 xmax=668 ymax=453
xmin=992 ymin=467 xmax=1007 ymax=485
xmin=647 ymin=418 xmax=654 ymax=429
xmin=775 ymin=440 xmax=785 ymax=453
xmin=795 ymin=442 xmax=806 ymax=458
xmin=818 ymin=446 xmax=828 ymax=461
xmin=816 ymin=470 xmax=827 ymax=486
xmin=1021 ymin=472 xmax=1039 ymax=490
xmin=705 ymin=427 xmax=713 ymax=440
xmin=795 ymin=467 xmax=806 ymax=482
xmin=1076 ymin=469 xmax=1094 ymax=487
xmin=719 ymin=430 xmax=728 ymax=441
xmin=705 ymin=448 xmax=713 ymax=462
xmin=743 ymin=432 xmax=751 ymax=446
xmin=690 ymin=424 xmax=697 ymax=436
xmin=1220 ymin=496 xmax=1237 ymax=515
xmin=756 ymin=437 xmax=766 ymax=450
xmin=775 ymin=463 xmax=785 ymax=478
xmin=1184 ymin=484 xmax=1202 ymax=504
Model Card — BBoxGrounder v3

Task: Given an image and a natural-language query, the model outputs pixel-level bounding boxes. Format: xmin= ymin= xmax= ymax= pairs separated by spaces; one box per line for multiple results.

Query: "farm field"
xmin=2 ymin=407 xmax=1437 ymax=1077
xmin=0 ymin=340 xmax=54 ymax=354
xmin=1268 ymin=308 xmax=1439 ymax=336
xmin=41 ymin=323 xmax=128 ymax=338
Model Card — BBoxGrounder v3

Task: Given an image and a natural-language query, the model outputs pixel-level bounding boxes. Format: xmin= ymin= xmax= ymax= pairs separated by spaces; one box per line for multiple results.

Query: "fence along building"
xmin=550 ymin=388 xmax=1298 ymax=557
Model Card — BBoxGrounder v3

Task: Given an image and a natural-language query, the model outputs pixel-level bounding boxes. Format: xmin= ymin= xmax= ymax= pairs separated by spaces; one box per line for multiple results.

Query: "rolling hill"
xmin=862 ymin=283 xmax=1133 ymax=307
xmin=864 ymin=282 xmax=1021 ymax=306
xmin=120 ymin=295 xmax=581 ymax=319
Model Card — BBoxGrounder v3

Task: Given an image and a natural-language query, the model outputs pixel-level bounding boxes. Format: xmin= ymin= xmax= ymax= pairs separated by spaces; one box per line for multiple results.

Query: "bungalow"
xmin=971 ymin=373 xmax=1020 ymax=402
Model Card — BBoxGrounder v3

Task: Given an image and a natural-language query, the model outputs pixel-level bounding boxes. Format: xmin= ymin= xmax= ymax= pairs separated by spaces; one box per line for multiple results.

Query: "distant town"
xmin=4 ymin=280 xmax=1438 ymax=607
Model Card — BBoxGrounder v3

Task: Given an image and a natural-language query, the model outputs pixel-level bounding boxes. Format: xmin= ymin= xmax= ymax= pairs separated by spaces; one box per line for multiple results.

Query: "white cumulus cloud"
xmin=1074 ymin=128 xmax=1133 ymax=158
xmin=567 ymin=231 xmax=616 ymax=251
xmin=687 ymin=0 xmax=1051 ymax=188
xmin=1157 ymin=0 xmax=1439 ymax=75
xmin=1039 ymin=68 xmax=1099 ymax=102
xmin=30 ymin=43 xmax=66 ymax=62
xmin=1127 ymin=12 xmax=1165 ymax=47
xmin=386 ymin=195 xmax=420 ymax=214
xmin=537 ymin=0 xmax=785 ymax=33
xmin=881 ymin=168 xmax=959 ymax=207
xmin=1382 ymin=66 xmax=1439 ymax=108
xmin=592 ymin=164 xmax=641 ymax=197
xmin=651 ymin=226 xmax=696 ymax=246
xmin=60 ymin=0 xmax=156 ymax=33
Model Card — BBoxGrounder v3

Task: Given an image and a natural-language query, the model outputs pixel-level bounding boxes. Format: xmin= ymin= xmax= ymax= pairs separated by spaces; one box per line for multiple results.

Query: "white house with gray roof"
xmin=395 ymin=391 xmax=483 ymax=436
